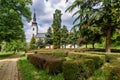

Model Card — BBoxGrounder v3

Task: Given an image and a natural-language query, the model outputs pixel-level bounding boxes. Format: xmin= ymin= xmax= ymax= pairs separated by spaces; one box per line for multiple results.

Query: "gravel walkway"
xmin=0 ymin=56 xmax=19 ymax=80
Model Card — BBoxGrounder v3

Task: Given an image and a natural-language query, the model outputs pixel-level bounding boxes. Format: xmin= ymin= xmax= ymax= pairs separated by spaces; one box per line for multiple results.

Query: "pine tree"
xmin=30 ymin=36 xmax=36 ymax=49
xmin=45 ymin=27 xmax=53 ymax=46
xmin=52 ymin=9 xmax=62 ymax=49
xmin=61 ymin=25 xmax=68 ymax=48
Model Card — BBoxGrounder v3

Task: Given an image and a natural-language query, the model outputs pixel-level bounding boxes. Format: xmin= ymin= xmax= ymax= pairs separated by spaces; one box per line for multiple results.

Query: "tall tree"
xmin=30 ymin=36 xmax=36 ymax=50
xmin=66 ymin=0 xmax=120 ymax=53
xmin=52 ymin=9 xmax=62 ymax=49
xmin=0 ymin=0 xmax=32 ymax=51
xmin=36 ymin=39 xmax=45 ymax=49
xmin=45 ymin=27 xmax=53 ymax=48
xmin=61 ymin=25 xmax=68 ymax=48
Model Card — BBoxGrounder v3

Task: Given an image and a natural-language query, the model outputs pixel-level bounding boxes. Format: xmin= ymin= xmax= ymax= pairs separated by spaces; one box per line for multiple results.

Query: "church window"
xmin=33 ymin=28 xmax=34 ymax=31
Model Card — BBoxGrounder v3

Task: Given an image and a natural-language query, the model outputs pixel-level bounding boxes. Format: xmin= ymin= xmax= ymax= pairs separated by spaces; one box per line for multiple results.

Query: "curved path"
xmin=0 ymin=55 xmax=19 ymax=80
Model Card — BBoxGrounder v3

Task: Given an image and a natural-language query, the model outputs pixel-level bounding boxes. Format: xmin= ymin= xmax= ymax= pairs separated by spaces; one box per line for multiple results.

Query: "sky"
xmin=23 ymin=0 xmax=76 ymax=42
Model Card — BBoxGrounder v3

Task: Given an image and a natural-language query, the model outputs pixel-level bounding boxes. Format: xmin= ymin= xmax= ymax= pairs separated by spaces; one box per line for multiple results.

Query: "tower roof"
xmin=33 ymin=9 xmax=36 ymax=21
xmin=32 ymin=9 xmax=37 ymax=25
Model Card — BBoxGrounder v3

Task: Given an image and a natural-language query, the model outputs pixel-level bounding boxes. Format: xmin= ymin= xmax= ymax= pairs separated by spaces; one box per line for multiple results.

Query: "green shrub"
xmin=27 ymin=54 xmax=46 ymax=68
xmin=44 ymin=58 xmax=64 ymax=74
xmin=18 ymin=57 xmax=64 ymax=80
xmin=68 ymin=53 xmax=104 ymax=69
xmin=68 ymin=53 xmax=83 ymax=59
xmin=107 ymin=67 xmax=120 ymax=80
xmin=63 ymin=59 xmax=95 ymax=80
xmin=0 ymin=52 xmax=14 ymax=58
xmin=27 ymin=54 xmax=65 ymax=74
xmin=52 ymin=51 xmax=68 ymax=57
xmin=85 ymin=56 xmax=104 ymax=69
xmin=105 ymin=54 xmax=117 ymax=63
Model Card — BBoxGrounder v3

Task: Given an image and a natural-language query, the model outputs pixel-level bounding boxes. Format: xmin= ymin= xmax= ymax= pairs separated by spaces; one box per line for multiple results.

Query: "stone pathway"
xmin=0 ymin=56 xmax=19 ymax=80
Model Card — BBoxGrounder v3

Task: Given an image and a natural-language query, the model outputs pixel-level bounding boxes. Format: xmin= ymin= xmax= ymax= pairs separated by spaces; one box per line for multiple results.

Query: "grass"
xmin=0 ymin=52 xmax=14 ymax=58
xmin=18 ymin=56 xmax=64 ymax=80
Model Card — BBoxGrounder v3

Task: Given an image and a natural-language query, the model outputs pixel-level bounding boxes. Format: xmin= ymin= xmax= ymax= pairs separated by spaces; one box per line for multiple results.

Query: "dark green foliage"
xmin=6 ymin=40 xmax=26 ymax=51
xmin=61 ymin=25 xmax=68 ymax=48
xmin=45 ymin=27 xmax=53 ymax=46
xmin=52 ymin=9 xmax=62 ymax=49
xmin=30 ymin=36 xmax=36 ymax=49
xmin=44 ymin=58 xmax=64 ymax=74
xmin=36 ymin=39 xmax=45 ymax=48
xmin=52 ymin=51 xmax=68 ymax=57
xmin=67 ymin=28 xmax=79 ymax=48
xmin=79 ymin=26 xmax=102 ymax=49
xmin=68 ymin=53 xmax=104 ymax=70
xmin=63 ymin=59 xmax=95 ymax=80
xmin=106 ymin=67 xmax=120 ymax=80
xmin=0 ymin=0 xmax=32 ymax=51
xmin=85 ymin=56 xmax=103 ymax=69
xmin=27 ymin=54 xmax=65 ymax=74
xmin=105 ymin=54 xmax=116 ymax=63
xmin=66 ymin=0 xmax=120 ymax=52
xmin=18 ymin=57 xmax=64 ymax=80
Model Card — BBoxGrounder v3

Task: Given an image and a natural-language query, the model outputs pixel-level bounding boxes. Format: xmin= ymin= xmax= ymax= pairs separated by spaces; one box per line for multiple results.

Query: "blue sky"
xmin=23 ymin=0 xmax=75 ymax=42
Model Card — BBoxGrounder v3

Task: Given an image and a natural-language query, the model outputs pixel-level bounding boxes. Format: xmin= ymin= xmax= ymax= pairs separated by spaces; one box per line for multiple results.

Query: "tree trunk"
xmin=65 ymin=44 xmax=66 ymax=49
xmin=92 ymin=43 xmax=95 ymax=49
xmin=86 ymin=43 xmax=87 ymax=48
xmin=74 ymin=44 xmax=75 ymax=48
xmin=106 ymin=26 xmax=112 ymax=53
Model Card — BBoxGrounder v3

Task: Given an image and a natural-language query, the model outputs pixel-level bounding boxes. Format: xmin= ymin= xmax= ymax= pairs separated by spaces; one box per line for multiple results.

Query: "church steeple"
xmin=32 ymin=9 xmax=38 ymax=36
xmin=33 ymin=9 xmax=36 ymax=21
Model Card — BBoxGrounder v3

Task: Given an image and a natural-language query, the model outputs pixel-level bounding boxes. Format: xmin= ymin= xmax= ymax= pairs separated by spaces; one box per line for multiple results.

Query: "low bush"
xmin=85 ymin=56 xmax=104 ymax=69
xmin=52 ymin=51 xmax=68 ymax=57
xmin=105 ymin=54 xmax=117 ymax=63
xmin=27 ymin=54 xmax=65 ymax=74
xmin=63 ymin=59 xmax=95 ymax=80
xmin=108 ymin=67 xmax=120 ymax=80
xmin=18 ymin=57 xmax=64 ymax=80
xmin=0 ymin=52 xmax=14 ymax=58
xmin=44 ymin=58 xmax=64 ymax=74
xmin=68 ymin=53 xmax=104 ymax=69
xmin=27 ymin=54 xmax=46 ymax=68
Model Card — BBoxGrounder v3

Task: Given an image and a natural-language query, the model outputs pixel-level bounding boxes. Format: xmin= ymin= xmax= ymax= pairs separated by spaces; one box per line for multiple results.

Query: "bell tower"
xmin=32 ymin=9 xmax=38 ymax=36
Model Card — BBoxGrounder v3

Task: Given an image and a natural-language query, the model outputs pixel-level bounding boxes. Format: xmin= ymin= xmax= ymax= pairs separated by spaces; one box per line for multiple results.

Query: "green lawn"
xmin=18 ymin=56 xmax=64 ymax=80
xmin=0 ymin=52 xmax=14 ymax=58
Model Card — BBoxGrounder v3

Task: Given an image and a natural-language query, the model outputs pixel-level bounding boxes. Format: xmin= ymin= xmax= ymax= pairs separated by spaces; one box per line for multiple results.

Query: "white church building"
xmin=31 ymin=10 xmax=79 ymax=49
xmin=31 ymin=10 xmax=46 ymax=42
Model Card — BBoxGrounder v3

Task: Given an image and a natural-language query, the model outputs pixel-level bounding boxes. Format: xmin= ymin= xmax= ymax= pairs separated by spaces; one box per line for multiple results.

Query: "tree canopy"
xmin=0 ymin=0 xmax=32 ymax=51
xmin=66 ymin=0 xmax=120 ymax=52
xmin=52 ymin=9 xmax=62 ymax=49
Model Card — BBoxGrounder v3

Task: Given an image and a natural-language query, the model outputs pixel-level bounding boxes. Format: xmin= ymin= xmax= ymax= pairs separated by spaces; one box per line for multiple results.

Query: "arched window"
xmin=33 ymin=28 xmax=34 ymax=31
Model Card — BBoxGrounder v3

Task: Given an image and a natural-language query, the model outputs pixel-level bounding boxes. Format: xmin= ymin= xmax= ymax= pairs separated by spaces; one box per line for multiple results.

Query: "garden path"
xmin=0 ymin=55 xmax=19 ymax=80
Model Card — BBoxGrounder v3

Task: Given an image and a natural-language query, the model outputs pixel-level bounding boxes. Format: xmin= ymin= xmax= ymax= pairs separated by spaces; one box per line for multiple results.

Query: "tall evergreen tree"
xmin=66 ymin=0 xmax=120 ymax=52
xmin=52 ymin=9 xmax=62 ymax=49
xmin=30 ymin=36 xmax=36 ymax=50
xmin=70 ymin=28 xmax=79 ymax=48
xmin=45 ymin=27 xmax=53 ymax=46
xmin=61 ymin=25 xmax=68 ymax=48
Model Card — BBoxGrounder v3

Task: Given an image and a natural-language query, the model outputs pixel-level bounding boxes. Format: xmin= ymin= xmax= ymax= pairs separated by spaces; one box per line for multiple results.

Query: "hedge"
xmin=68 ymin=53 xmax=104 ymax=69
xmin=52 ymin=51 xmax=68 ymax=57
xmin=63 ymin=53 xmax=105 ymax=80
xmin=108 ymin=67 xmax=120 ymax=80
xmin=27 ymin=54 xmax=65 ymax=74
xmin=63 ymin=59 xmax=96 ymax=80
